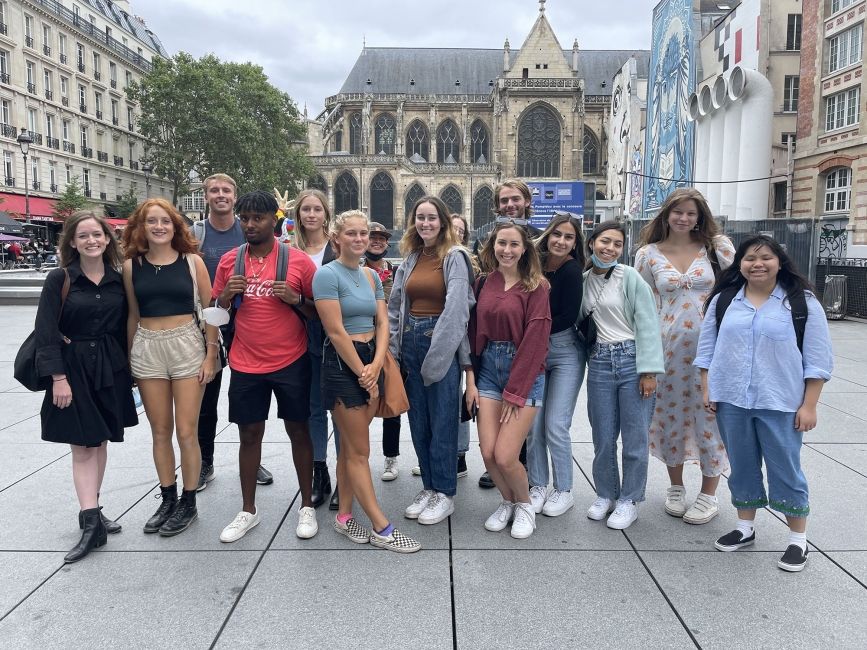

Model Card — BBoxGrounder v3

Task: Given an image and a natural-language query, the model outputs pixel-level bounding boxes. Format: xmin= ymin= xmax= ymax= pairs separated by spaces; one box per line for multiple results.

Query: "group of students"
xmin=32 ymin=176 xmax=833 ymax=572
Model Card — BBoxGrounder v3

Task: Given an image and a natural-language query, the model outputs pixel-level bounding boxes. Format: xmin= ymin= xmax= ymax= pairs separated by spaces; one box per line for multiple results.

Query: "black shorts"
xmin=321 ymin=338 xmax=382 ymax=410
xmin=228 ymin=354 xmax=312 ymax=425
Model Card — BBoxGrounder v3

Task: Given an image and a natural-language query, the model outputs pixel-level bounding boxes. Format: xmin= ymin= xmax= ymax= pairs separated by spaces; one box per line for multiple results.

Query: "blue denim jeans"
xmin=527 ymin=329 xmax=586 ymax=491
xmin=458 ymin=373 xmax=470 ymax=455
xmin=402 ymin=315 xmax=461 ymax=496
xmin=587 ymin=340 xmax=653 ymax=503
xmin=308 ymin=319 xmax=339 ymax=461
xmin=714 ymin=402 xmax=809 ymax=517
xmin=477 ymin=341 xmax=545 ymax=405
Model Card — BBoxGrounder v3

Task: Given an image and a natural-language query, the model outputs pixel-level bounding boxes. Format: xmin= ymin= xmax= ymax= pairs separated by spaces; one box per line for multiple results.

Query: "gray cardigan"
xmin=388 ymin=246 xmax=475 ymax=386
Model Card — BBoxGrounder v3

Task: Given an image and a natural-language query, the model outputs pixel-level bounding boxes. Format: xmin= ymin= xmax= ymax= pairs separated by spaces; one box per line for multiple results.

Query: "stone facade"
xmin=307 ymin=7 xmax=648 ymax=233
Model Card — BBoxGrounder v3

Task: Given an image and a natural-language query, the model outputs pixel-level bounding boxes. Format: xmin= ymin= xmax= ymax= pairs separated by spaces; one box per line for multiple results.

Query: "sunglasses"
xmin=495 ymin=216 xmax=529 ymax=227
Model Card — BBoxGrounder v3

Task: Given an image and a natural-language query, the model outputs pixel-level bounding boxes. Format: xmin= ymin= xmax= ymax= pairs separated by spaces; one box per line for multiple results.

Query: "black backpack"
xmin=714 ymin=286 xmax=807 ymax=353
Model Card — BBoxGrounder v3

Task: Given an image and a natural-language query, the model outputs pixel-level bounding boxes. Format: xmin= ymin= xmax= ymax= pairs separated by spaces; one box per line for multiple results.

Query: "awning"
xmin=106 ymin=218 xmax=129 ymax=228
xmin=0 ymin=211 xmax=24 ymax=234
xmin=0 ymin=193 xmax=59 ymax=219
xmin=0 ymin=233 xmax=28 ymax=242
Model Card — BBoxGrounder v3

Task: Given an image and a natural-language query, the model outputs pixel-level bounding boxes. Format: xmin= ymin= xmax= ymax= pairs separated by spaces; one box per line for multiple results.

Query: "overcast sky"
xmin=133 ymin=0 xmax=661 ymax=116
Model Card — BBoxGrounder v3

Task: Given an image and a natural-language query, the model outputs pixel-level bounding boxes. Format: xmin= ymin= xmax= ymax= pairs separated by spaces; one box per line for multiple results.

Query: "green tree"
xmin=53 ymin=176 xmax=89 ymax=219
xmin=113 ymin=187 xmax=140 ymax=220
xmin=127 ymin=53 xmax=313 ymax=204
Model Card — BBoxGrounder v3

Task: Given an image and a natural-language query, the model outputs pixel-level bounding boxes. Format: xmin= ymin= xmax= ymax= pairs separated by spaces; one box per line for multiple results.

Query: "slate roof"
xmin=337 ymin=47 xmax=650 ymax=97
xmin=82 ymin=0 xmax=166 ymax=55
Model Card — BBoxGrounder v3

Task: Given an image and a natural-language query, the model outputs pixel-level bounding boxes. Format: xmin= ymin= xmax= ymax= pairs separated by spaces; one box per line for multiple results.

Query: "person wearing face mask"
xmin=582 ymin=221 xmax=664 ymax=531
xmin=388 ymin=197 xmax=475 ymax=527
xmin=363 ymin=222 xmax=403 ymax=481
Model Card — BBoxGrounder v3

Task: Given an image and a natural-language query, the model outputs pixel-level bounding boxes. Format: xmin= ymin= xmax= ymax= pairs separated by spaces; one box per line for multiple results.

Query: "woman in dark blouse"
xmin=526 ymin=213 xmax=586 ymax=518
xmin=35 ymin=211 xmax=138 ymax=563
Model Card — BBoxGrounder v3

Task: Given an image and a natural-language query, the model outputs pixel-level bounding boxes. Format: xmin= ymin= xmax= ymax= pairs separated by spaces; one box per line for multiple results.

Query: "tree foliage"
xmin=113 ymin=187 xmax=140 ymax=220
xmin=127 ymin=53 xmax=313 ymax=204
xmin=53 ymin=176 xmax=90 ymax=219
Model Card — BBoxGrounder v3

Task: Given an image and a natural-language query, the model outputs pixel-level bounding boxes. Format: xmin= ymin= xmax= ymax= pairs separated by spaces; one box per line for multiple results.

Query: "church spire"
xmin=539 ymin=0 xmax=546 ymax=13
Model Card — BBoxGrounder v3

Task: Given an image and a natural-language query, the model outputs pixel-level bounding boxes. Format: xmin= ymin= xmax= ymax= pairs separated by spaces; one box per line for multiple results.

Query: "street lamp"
xmin=141 ymin=161 xmax=153 ymax=198
xmin=17 ymin=130 xmax=32 ymax=226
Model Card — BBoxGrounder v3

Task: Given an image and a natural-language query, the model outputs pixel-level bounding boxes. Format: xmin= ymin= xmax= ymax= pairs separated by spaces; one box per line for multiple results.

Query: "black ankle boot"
xmin=143 ymin=484 xmax=178 ymax=533
xmin=79 ymin=506 xmax=122 ymax=535
xmin=329 ymin=483 xmax=339 ymax=510
xmin=65 ymin=507 xmax=107 ymax=563
xmin=159 ymin=489 xmax=198 ymax=536
xmin=311 ymin=461 xmax=332 ymax=508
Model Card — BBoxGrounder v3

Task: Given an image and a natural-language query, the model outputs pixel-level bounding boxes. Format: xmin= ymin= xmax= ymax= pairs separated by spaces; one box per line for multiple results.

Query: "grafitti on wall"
xmin=643 ymin=0 xmax=696 ymax=216
xmin=629 ymin=146 xmax=643 ymax=217
xmin=819 ymin=219 xmax=848 ymax=260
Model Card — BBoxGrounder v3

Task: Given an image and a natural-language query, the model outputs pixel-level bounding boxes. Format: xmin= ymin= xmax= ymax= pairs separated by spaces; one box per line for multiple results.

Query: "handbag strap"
xmin=185 ymin=254 xmax=205 ymax=331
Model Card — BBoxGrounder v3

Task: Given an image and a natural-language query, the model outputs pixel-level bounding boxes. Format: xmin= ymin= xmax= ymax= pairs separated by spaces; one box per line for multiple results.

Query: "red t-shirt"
xmin=212 ymin=239 xmax=316 ymax=374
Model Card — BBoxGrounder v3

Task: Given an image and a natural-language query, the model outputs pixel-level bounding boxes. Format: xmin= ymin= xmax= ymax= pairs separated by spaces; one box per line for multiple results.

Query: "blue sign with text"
xmin=527 ymin=182 xmax=586 ymax=229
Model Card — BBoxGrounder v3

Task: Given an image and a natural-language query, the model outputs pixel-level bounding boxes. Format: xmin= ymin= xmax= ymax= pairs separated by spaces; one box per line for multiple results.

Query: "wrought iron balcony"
xmin=4 ymin=177 xmax=14 ymax=187
xmin=0 ymin=124 xmax=16 ymax=138
xmin=47 ymin=137 xmax=59 ymax=149
xmin=97 ymin=151 xmax=108 ymax=162
xmin=25 ymin=36 xmax=34 ymax=48
xmin=128 ymin=122 xmax=135 ymax=132
xmin=113 ymin=156 xmax=123 ymax=166
xmin=32 ymin=180 xmax=40 ymax=190
xmin=100 ymin=191 xmax=107 ymax=200
xmin=27 ymin=83 xmax=37 ymax=94
xmin=61 ymin=97 xmax=69 ymax=106
xmin=44 ymin=90 xmax=53 ymax=100
xmin=84 ymin=188 xmax=92 ymax=197
xmin=43 ymin=45 xmax=51 ymax=56
xmin=130 ymin=160 xmax=139 ymax=170
xmin=96 ymin=110 xmax=103 ymax=119
xmin=110 ymin=79 xmax=117 ymax=89
xmin=81 ymin=147 xmax=93 ymax=158
xmin=60 ymin=53 xmax=67 ymax=64
xmin=0 ymin=73 xmax=8 ymax=85
xmin=27 ymin=131 xmax=42 ymax=145
xmin=63 ymin=141 xmax=75 ymax=153
xmin=112 ymin=117 xmax=119 ymax=126
xmin=78 ymin=63 xmax=85 ymax=73
xmin=0 ymin=23 xmax=6 ymax=35
xmin=94 ymin=71 xmax=101 ymax=81
xmin=79 ymin=103 xmax=87 ymax=113
xmin=50 ymin=184 xmax=58 ymax=193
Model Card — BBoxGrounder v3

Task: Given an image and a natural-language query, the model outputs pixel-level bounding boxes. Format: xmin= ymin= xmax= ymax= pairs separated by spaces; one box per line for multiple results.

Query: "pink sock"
xmin=336 ymin=512 xmax=352 ymax=525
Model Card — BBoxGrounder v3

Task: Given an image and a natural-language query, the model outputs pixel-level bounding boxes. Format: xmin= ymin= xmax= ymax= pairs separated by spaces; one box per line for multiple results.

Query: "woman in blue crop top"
xmin=122 ymin=198 xmax=218 ymax=538
xmin=313 ymin=210 xmax=420 ymax=553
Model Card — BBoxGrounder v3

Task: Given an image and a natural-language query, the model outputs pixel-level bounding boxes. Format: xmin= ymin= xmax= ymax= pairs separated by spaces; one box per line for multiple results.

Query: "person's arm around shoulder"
xmin=714 ymin=236 xmax=736 ymax=270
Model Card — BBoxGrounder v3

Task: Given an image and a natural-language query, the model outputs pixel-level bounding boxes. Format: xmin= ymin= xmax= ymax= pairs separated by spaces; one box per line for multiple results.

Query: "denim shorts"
xmin=477 ymin=341 xmax=544 ymax=406
xmin=321 ymin=338 xmax=382 ymax=410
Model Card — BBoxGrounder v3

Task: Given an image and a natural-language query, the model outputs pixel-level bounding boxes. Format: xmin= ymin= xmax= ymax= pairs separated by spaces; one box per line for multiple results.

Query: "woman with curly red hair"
xmin=121 ymin=198 xmax=219 ymax=537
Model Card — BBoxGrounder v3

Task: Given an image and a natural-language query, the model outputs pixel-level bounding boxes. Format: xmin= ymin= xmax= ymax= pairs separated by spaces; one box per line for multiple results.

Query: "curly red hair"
xmin=122 ymin=198 xmax=199 ymax=259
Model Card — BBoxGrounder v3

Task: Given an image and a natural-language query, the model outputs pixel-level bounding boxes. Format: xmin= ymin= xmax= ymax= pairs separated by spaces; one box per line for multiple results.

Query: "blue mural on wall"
xmin=643 ymin=0 xmax=696 ymax=216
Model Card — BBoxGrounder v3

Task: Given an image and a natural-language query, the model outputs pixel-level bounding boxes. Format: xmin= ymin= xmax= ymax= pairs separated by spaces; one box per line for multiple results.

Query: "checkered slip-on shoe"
xmin=333 ymin=517 xmax=370 ymax=544
xmin=369 ymin=527 xmax=421 ymax=554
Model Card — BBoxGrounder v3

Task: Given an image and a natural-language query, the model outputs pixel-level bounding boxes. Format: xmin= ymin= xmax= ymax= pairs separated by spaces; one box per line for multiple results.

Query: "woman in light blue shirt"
xmin=695 ymin=234 xmax=833 ymax=573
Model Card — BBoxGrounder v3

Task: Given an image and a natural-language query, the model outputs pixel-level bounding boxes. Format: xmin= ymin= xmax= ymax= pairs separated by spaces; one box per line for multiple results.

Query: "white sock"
xmin=699 ymin=492 xmax=718 ymax=503
xmin=736 ymin=518 xmax=754 ymax=538
xmin=789 ymin=531 xmax=807 ymax=552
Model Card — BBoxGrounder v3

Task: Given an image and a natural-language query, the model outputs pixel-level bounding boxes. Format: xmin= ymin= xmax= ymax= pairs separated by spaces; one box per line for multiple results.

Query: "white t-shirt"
xmin=308 ymin=247 xmax=327 ymax=269
xmin=583 ymin=265 xmax=634 ymax=343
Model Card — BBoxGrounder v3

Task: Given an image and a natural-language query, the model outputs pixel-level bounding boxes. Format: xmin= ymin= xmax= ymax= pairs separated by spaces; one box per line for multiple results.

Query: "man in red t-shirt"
xmin=211 ymin=191 xmax=319 ymax=543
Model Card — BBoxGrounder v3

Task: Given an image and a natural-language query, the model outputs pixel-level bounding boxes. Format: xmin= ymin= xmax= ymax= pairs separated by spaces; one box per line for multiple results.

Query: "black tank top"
xmin=132 ymin=254 xmax=195 ymax=317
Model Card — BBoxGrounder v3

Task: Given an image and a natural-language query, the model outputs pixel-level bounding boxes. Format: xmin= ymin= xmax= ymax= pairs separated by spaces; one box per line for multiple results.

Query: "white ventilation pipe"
xmin=688 ymin=86 xmax=711 ymax=198
xmin=729 ymin=66 xmax=773 ymax=220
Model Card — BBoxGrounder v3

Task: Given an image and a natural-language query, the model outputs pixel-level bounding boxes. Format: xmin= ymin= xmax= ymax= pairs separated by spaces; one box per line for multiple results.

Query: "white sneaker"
xmin=220 ymin=510 xmax=260 ymax=543
xmin=418 ymin=492 xmax=454 ymax=525
xmin=587 ymin=496 xmax=615 ymax=521
xmin=296 ymin=506 xmax=318 ymax=539
xmin=542 ymin=490 xmax=574 ymax=517
xmin=664 ymin=485 xmax=688 ymax=517
xmin=411 ymin=465 xmax=422 ymax=476
xmin=683 ymin=493 xmax=719 ymax=525
xmin=510 ymin=502 xmax=536 ymax=539
xmin=607 ymin=499 xmax=638 ymax=530
xmin=382 ymin=457 xmax=399 ymax=482
xmin=404 ymin=489 xmax=434 ymax=519
xmin=529 ymin=485 xmax=548 ymax=514
xmin=484 ymin=500 xmax=515 ymax=532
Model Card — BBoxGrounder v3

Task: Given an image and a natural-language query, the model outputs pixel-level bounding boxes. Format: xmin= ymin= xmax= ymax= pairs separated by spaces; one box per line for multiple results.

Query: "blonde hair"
xmin=203 ymin=173 xmax=237 ymax=194
xmin=478 ymin=222 xmax=546 ymax=292
xmin=399 ymin=195 xmax=458 ymax=260
xmin=294 ymin=189 xmax=332 ymax=252
xmin=329 ymin=210 xmax=369 ymax=257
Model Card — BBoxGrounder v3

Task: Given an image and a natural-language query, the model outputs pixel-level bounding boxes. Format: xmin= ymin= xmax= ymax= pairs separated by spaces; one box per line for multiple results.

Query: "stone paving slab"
xmin=214 ymin=550 xmax=453 ymax=649
xmin=0 ymin=551 xmax=65 ymax=619
xmin=827 ymin=551 xmax=867 ymax=585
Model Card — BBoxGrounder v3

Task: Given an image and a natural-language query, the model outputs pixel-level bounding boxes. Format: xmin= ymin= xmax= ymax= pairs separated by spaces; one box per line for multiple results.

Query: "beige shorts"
xmin=130 ymin=319 xmax=205 ymax=380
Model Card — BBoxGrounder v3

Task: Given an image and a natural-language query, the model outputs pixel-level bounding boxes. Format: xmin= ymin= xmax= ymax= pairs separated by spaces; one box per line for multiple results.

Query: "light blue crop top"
xmin=313 ymin=261 xmax=384 ymax=334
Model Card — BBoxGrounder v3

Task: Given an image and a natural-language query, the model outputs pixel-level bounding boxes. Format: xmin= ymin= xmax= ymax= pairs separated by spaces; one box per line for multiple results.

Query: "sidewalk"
xmin=0 ymin=306 xmax=865 ymax=649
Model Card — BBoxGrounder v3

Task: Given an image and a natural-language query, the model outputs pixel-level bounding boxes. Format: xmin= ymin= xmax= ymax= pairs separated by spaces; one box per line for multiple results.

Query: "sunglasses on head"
xmin=495 ymin=216 xmax=529 ymax=227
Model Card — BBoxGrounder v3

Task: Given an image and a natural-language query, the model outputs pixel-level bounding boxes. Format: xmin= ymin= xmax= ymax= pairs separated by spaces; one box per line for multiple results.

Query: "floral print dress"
xmin=634 ymin=238 xmax=735 ymax=475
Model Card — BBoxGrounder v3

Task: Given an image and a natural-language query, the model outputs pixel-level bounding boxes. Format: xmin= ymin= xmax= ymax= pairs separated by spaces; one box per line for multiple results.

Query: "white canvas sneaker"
xmin=542 ymin=490 xmax=574 ymax=517
xmin=381 ymin=457 xmax=399 ymax=481
xmin=587 ymin=496 xmax=615 ymax=521
xmin=607 ymin=499 xmax=638 ymax=530
xmin=484 ymin=500 xmax=515 ymax=532
xmin=664 ymin=485 xmax=688 ymax=517
xmin=220 ymin=510 xmax=260 ymax=543
xmin=404 ymin=489 xmax=434 ymax=519
xmin=510 ymin=502 xmax=537 ymax=539
xmin=529 ymin=485 xmax=548 ymax=514
xmin=296 ymin=506 xmax=318 ymax=539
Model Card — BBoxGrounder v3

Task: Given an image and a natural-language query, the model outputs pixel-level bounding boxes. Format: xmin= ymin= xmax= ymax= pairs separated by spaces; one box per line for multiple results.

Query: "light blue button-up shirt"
xmin=694 ymin=285 xmax=833 ymax=412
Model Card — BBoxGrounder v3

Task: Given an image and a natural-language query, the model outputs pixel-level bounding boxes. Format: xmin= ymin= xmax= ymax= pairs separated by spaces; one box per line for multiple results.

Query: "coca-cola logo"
xmin=244 ymin=279 xmax=275 ymax=299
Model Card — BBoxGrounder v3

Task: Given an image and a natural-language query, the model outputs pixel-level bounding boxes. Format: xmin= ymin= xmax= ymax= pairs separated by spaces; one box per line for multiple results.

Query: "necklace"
xmin=247 ymin=248 xmax=270 ymax=282
xmin=422 ymin=247 xmax=436 ymax=257
xmin=339 ymin=261 xmax=362 ymax=287
xmin=146 ymin=254 xmax=175 ymax=275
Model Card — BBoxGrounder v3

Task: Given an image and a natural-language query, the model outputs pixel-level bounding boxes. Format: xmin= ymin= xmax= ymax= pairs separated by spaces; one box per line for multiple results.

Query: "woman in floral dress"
xmin=634 ymin=188 xmax=735 ymax=525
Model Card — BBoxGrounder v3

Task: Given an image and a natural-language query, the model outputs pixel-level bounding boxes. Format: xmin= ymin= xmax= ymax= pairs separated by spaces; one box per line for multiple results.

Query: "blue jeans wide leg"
xmin=714 ymin=402 xmax=769 ymax=511
xmin=527 ymin=329 xmax=585 ymax=491
xmin=587 ymin=341 xmax=651 ymax=503
xmin=402 ymin=316 xmax=461 ymax=497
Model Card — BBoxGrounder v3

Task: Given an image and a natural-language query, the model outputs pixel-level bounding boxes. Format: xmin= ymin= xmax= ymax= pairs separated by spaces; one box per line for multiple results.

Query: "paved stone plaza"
xmin=0 ymin=304 xmax=866 ymax=649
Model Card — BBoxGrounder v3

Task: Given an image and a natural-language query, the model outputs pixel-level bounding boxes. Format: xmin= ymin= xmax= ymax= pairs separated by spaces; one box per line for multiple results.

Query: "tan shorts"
xmin=130 ymin=319 xmax=205 ymax=380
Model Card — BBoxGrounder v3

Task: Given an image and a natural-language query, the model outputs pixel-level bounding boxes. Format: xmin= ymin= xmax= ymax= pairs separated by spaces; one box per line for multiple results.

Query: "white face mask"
xmin=202 ymin=306 xmax=231 ymax=327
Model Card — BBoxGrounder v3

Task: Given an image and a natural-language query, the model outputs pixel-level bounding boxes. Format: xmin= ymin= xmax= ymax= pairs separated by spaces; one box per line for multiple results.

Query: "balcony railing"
xmin=60 ymin=53 xmax=67 ymax=64
xmin=4 ymin=177 xmax=14 ymax=187
xmin=113 ymin=156 xmax=123 ymax=166
xmin=97 ymin=151 xmax=108 ymax=162
xmin=47 ymin=137 xmax=59 ymax=149
xmin=25 ymin=36 xmax=34 ymax=48
xmin=110 ymin=79 xmax=117 ymax=89
xmin=27 ymin=83 xmax=37 ymax=94
xmin=62 ymin=141 xmax=75 ymax=153
xmin=0 ymin=124 xmax=15 ymax=138
xmin=128 ymin=122 xmax=135 ymax=132
xmin=43 ymin=45 xmax=51 ymax=56
xmin=115 ymin=194 xmax=122 ymax=201
xmin=44 ymin=90 xmax=53 ymax=100
xmin=0 ymin=23 xmax=6 ymax=35
xmin=84 ymin=188 xmax=92 ymax=197
xmin=81 ymin=147 xmax=93 ymax=158
xmin=79 ymin=103 xmax=87 ymax=113
xmin=0 ymin=72 xmax=8 ymax=85
xmin=112 ymin=117 xmax=119 ymax=126
xmin=50 ymin=184 xmax=58 ymax=192
xmin=99 ymin=191 xmax=107 ymax=200
xmin=94 ymin=71 xmax=101 ymax=81
xmin=31 ymin=0 xmax=155 ymax=73
xmin=77 ymin=63 xmax=85 ymax=73
xmin=32 ymin=180 xmax=40 ymax=190
xmin=27 ymin=131 xmax=43 ymax=145
xmin=130 ymin=160 xmax=139 ymax=171
xmin=96 ymin=110 xmax=103 ymax=119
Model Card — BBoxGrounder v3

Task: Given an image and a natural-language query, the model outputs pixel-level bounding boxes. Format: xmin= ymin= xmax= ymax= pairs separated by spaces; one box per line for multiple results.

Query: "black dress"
xmin=35 ymin=261 xmax=138 ymax=446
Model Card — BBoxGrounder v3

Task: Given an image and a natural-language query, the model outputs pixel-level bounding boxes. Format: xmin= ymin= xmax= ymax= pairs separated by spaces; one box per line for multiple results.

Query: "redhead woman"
xmin=122 ymin=199 xmax=219 ymax=537
xmin=34 ymin=211 xmax=138 ymax=562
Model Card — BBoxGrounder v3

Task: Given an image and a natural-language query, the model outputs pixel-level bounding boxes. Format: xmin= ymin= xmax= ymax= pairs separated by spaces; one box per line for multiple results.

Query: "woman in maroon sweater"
xmin=466 ymin=222 xmax=551 ymax=539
